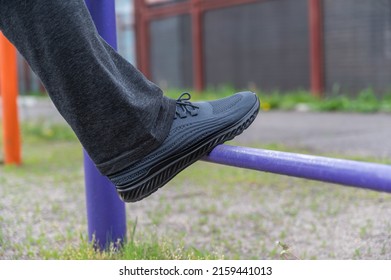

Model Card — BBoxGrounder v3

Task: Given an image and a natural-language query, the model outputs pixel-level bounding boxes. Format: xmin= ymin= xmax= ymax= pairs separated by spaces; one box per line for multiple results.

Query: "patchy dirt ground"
xmin=1 ymin=101 xmax=391 ymax=259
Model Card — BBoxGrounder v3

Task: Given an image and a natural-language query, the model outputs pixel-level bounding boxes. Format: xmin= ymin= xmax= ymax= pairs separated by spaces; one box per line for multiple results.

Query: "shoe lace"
xmin=175 ymin=92 xmax=199 ymax=119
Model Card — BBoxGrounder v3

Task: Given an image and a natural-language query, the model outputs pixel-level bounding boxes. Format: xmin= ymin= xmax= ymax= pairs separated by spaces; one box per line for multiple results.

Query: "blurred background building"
xmin=15 ymin=0 xmax=391 ymax=97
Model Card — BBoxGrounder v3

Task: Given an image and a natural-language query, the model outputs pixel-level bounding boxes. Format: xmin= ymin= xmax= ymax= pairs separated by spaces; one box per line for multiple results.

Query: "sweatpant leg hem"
xmin=96 ymin=96 xmax=176 ymax=175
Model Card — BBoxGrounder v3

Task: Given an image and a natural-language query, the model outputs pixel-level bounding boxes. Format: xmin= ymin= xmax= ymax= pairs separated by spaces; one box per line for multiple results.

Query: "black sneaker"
xmin=108 ymin=91 xmax=260 ymax=202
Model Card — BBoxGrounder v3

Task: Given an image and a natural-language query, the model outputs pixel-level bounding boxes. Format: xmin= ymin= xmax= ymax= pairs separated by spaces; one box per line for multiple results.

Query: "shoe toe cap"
xmin=234 ymin=91 xmax=260 ymax=116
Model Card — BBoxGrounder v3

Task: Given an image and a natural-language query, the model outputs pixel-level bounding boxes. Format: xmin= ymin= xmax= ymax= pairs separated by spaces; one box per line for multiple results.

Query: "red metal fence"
xmin=135 ymin=0 xmax=324 ymax=95
xmin=135 ymin=0 xmax=391 ymax=96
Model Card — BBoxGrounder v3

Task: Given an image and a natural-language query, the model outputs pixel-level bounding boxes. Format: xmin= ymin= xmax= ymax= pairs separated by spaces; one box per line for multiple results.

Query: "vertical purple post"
xmin=84 ymin=0 xmax=127 ymax=249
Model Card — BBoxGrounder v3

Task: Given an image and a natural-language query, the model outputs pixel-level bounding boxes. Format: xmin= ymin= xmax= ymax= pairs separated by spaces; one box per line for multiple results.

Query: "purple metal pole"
xmin=84 ymin=0 xmax=126 ymax=250
xmin=203 ymin=145 xmax=391 ymax=193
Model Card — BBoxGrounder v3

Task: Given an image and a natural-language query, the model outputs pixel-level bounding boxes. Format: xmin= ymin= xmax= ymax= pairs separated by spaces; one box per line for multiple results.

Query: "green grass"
xmin=21 ymin=121 xmax=78 ymax=142
xmin=42 ymin=230 xmax=221 ymax=260
xmin=1 ymin=117 xmax=391 ymax=259
xmin=0 ymin=121 xmax=222 ymax=260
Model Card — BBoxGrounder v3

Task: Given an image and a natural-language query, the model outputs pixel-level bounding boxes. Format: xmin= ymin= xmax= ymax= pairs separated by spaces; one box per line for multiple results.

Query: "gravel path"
xmin=236 ymin=110 xmax=391 ymax=159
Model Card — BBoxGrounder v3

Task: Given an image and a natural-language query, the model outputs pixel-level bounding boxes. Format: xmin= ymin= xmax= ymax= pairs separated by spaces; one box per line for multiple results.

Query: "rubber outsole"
xmin=118 ymin=98 xmax=260 ymax=202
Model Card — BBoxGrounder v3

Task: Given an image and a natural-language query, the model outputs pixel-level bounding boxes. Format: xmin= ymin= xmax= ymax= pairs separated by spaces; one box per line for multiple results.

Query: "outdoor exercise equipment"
xmin=83 ymin=0 xmax=391 ymax=250
xmin=1 ymin=0 xmax=390 ymax=251
xmin=84 ymin=0 xmax=126 ymax=249
xmin=0 ymin=33 xmax=21 ymax=165
xmin=204 ymin=145 xmax=391 ymax=193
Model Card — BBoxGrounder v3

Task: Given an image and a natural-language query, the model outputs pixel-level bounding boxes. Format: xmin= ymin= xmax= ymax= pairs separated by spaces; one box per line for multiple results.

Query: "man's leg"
xmin=0 ymin=0 xmax=260 ymax=202
xmin=0 ymin=0 xmax=176 ymax=175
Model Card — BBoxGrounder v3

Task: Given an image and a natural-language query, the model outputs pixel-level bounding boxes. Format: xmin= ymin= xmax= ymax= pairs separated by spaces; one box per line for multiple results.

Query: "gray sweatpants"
xmin=0 ymin=0 xmax=176 ymax=175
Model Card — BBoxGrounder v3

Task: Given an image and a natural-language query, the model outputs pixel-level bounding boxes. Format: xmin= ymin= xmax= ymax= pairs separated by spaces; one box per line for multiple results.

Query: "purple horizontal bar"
xmin=203 ymin=145 xmax=391 ymax=193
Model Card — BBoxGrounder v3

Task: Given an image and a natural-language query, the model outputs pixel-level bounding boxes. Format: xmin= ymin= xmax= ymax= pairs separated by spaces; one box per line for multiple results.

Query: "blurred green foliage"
xmin=164 ymin=86 xmax=391 ymax=113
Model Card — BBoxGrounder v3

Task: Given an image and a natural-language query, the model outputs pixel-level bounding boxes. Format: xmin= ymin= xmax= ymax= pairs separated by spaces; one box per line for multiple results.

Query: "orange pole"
xmin=0 ymin=32 xmax=21 ymax=165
